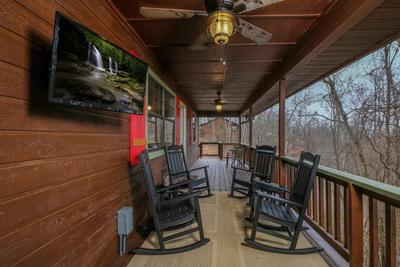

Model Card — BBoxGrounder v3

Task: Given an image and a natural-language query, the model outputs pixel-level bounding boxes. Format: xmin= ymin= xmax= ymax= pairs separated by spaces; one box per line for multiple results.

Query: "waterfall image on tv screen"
xmin=49 ymin=12 xmax=147 ymax=114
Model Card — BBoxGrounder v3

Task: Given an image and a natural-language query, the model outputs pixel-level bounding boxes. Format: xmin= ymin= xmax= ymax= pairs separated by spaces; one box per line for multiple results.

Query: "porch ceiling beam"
xmin=240 ymin=0 xmax=386 ymax=113
xmin=197 ymin=110 xmax=240 ymax=117
xmin=167 ymin=60 xmax=281 ymax=64
xmin=147 ymin=42 xmax=295 ymax=48
xmin=127 ymin=14 xmax=320 ymax=23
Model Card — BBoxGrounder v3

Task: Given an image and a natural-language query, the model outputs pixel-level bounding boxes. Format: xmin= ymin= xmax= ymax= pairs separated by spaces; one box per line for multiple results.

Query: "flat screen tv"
xmin=48 ymin=12 xmax=147 ymax=114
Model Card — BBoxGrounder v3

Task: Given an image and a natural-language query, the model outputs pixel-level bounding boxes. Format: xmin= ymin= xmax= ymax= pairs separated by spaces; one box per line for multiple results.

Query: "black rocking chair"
xmin=244 ymin=151 xmax=323 ymax=254
xmin=227 ymin=145 xmax=246 ymax=168
xmin=229 ymin=145 xmax=276 ymax=199
xmin=164 ymin=145 xmax=212 ymax=197
xmin=131 ymin=150 xmax=209 ymax=255
xmin=225 ymin=144 xmax=243 ymax=167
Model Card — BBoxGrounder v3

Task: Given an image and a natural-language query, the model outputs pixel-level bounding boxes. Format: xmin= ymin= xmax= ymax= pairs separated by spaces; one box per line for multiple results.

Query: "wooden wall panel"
xmin=0 ymin=0 xmax=196 ymax=266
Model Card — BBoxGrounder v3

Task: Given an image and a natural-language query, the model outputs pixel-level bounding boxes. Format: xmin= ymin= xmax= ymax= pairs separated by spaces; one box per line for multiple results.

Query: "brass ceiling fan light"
xmin=139 ymin=0 xmax=284 ymax=48
xmin=207 ymin=11 xmax=238 ymax=45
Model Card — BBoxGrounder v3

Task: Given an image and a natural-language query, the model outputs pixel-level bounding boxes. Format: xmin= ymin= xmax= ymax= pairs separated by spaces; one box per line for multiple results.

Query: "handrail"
xmin=281 ymin=155 xmax=400 ymax=204
xmin=200 ymin=142 xmax=400 ymax=203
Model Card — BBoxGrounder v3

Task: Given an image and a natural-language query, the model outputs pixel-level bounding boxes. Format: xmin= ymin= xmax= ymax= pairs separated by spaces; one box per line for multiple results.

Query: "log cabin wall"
xmin=0 ymin=0 xmax=196 ymax=266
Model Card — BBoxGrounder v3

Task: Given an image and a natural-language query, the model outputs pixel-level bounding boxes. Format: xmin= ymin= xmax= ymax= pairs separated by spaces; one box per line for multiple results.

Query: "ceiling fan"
xmin=139 ymin=0 xmax=283 ymax=48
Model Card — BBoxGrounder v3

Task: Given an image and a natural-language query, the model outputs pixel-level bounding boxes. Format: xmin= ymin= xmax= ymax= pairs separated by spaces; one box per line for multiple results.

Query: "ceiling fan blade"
xmin=204 ymin=0 xmax=220 ymax=13
xmin=139 ymin=7 xmax=207 ymax=19
xmin=233 ymin=0 xmax=284 ymax=14
xmin=237 ymin=18 xmax=272 ymax=45
xmin=189 ymin=31 xmax=211 ymax=51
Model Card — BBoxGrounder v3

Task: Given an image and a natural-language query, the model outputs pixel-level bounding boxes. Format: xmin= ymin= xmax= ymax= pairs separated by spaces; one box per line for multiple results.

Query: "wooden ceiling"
xmin=111 ymin=0 xmax=400 ymax=116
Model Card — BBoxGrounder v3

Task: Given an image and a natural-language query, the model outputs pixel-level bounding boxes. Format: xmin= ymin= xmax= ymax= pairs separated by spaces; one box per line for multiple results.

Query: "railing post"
xmin=278 ymin=79 xmax=286 ymax=186
xmin=218 ymin=142 xmax=223 ymax=160
xmin=348 ymin=184 xmax=363 ymax=267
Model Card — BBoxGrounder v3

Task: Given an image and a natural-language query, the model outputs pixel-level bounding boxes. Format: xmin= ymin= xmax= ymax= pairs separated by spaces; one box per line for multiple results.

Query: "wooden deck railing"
xmin=281 ymin=156 xmax=399 ymax=267
xmin=198 ymin=142 xmax=400 ymax=266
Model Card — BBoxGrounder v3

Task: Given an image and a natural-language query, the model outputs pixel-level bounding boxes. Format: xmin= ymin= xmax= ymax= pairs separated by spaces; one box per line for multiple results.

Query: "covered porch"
xmin=1 ymin=0 xmax=400 ymax=267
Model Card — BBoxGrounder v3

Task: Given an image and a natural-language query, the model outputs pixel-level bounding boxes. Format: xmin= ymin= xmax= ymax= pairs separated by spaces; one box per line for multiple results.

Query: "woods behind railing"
xmin=199 ymin=142 xmax=399 ymax=267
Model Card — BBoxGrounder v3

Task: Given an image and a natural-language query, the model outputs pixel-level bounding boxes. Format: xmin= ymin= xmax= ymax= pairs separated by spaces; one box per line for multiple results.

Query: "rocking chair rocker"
xmin=244 ymin=151 xmax=323 ymax=254
xmin=131 ymin=150 xmax=209 ymax=255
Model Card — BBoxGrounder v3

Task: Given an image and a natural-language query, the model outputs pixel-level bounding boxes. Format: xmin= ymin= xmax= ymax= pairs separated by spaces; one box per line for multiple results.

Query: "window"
xmin=147 ymin=75 xmax=175 ymax=149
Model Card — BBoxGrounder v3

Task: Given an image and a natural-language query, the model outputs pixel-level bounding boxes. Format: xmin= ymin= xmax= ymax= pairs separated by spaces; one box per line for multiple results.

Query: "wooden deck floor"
xmin=128 ymin=192 xmax=328 ymax=267
xmin=190 ymin=157 xmax=250 ymax=192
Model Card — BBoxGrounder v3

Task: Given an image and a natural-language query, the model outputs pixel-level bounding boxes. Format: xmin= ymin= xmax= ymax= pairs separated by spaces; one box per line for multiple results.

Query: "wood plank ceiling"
xmin=111 ymin=0 xmax=334 ymax=114
xmin=112 ymin=0 xmax=400 ymax=116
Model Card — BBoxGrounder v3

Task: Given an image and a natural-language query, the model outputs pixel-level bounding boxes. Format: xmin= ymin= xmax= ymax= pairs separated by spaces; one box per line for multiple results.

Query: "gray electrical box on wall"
xmin=117 ymin=207 xmax=133 ymax=235
xmin=117 ymin=207 xmax=133 ymax=255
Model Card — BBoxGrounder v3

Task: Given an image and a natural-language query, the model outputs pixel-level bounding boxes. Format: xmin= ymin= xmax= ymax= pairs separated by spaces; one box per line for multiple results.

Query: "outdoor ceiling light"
xmin=214 ymin=91 xmax=224 ymax=112
xmin=207 ymin=11 xmax=237 ymax=45
xmin=147 ymin=105 xmax=152 ymax=111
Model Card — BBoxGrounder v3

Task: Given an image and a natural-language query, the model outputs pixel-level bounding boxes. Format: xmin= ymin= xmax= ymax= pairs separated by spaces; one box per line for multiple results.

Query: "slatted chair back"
xmin=139 ymin=151 xmax=158 ymax=212
xmin=252 ymin=146 xmax=277 ymax=181
xmin=231 ymin=145 xmax=246 ymax=167
xmin=165 ymin=145 xmax=188 ymax=179
xmin=289 ymin=151 xmax=320 ymax=212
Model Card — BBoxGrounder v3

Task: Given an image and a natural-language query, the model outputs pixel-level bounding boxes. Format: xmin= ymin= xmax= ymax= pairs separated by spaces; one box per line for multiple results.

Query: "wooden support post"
xmin=278 ymin=79 xmax=286 ymax=186
xmin=248 ymin=107 xmax=253 ymax=147
xmin=238 ymin=116 xmax=242 ymax=144
xmin=348 ymin=184 xmax=363 ymax=267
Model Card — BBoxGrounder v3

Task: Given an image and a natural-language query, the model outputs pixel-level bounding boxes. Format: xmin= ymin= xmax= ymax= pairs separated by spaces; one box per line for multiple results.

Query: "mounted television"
xmin=48 ymin=12 xmax=147 ymax=114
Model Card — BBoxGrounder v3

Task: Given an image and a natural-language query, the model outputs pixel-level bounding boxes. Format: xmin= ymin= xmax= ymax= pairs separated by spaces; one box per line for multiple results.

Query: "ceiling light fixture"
xmin=214 ymin=90 xmax=224 ymax=112
xmin=207 ymin=11 xmax=237 ymax=45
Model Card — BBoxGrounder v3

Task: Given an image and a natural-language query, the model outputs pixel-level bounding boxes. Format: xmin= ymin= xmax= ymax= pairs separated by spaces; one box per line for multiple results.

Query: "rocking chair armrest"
xmin=159 ymin=192 xmax=201 ymax=206
xmin=170 ymin=170 xmax=190 ymax=177
xmin=255 ymin=191 xmax=303 ymax=208
xmin=156 ymin=180 xmax=191 ymax=193
xmin=253 ymin=180 xmax=290 ymax=193
xmin=232 ymin=166 xmax=252 ymax=172
xmin=189 ymin=166 xmax=209 ymax=172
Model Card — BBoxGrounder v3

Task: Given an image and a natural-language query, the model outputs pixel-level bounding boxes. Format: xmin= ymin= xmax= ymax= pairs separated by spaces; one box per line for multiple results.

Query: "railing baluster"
xmin=385 ymin=204 xmax=396 ymax=267
xmin=334 ymin=184 xmax=341 ymax=242
xmin=369 ymin=198 xmax=378 ymax=267
xmin=319 ymin=177 xmax=325 ymax=228
xmin=344 ymin=185 xmax=348 ymax=249
xmin=326 ymin=180 xmax=332 ymax=234
xmin=308 ymin=187 xmax=312 ymax=216
xmin=313 ymin=178 xmax=318 ymax=221
xmin=348 ymin=184 xmax=363 ymax=267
